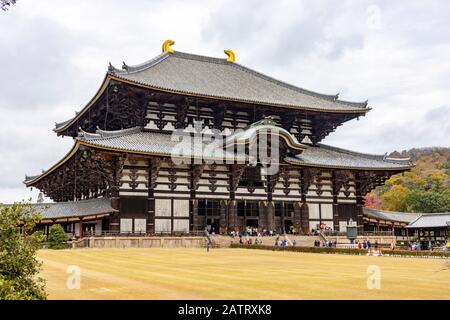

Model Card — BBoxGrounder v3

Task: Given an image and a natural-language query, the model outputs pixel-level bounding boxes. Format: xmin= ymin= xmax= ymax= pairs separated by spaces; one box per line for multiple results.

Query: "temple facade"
xmin=24 ymin=40 xmax=413 ymax=237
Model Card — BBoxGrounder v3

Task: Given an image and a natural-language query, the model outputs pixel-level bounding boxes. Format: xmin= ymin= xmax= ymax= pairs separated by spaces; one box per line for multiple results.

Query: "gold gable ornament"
xmin=162 ymin=39 xmax=175 ymax=53
xmin=224 ymin=49 xmax=235 ymax=62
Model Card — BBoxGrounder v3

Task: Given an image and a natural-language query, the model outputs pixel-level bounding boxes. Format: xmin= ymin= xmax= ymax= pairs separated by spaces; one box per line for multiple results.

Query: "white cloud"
xmin=1 ymin=0 xmax=449 ymax=202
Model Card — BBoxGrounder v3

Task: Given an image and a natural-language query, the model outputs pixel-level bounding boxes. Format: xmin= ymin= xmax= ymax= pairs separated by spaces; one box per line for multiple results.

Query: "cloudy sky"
xmin=1 ymin=0 xmax=449 ymax=203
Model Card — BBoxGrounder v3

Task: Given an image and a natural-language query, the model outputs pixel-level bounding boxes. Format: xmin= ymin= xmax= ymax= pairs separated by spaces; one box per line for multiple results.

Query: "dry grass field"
xmin=38 ymin=248 xmax=450 ymax=300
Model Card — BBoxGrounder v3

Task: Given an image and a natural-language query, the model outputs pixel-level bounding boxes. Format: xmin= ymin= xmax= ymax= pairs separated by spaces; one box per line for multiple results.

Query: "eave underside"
xmin=54 ymin=78 xmax=367 ymax=144
xmin=25 ymin=138 xmax=410 ymax=202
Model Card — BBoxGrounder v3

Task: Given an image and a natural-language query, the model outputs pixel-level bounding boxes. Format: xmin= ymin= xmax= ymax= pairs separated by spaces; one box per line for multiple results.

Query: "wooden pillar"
xmin=300 ymin=203 xmax=309 ymax=234
xmin=147 ymin=158 xmax=155 ymax=234
xmin=258 ymin=201 xmax=268 ymax=231
xmin=293 ymin=202 xmax=302 ymax=235
xmin=267 ymin=201 xmax=275 ymax=233
xmin=79 ymin=218 xmax=83 ymax=238
xmin=354 ymin=172 xmax=365 ymax=235
xmin=227 ymin=200 xmax=237 ymax=232
xmin=299 ymin=169 xmax=310 ymax=234
xmin=189 ymin=163 xmax=196 ymax=233
xmin=191 ymin=199 xmax=198 ymax=233
xmin=109 ymin=155 xmax=122 ymax=234
xmin=228 ymin=164 xmax=237 ymax=232
xmin=219 ymin=199 xmax=227 ymax=234
xmin=331 ymin=171 xmax=340 ymax=232
xmin=111 ymin=156 xmax=120 ymax=211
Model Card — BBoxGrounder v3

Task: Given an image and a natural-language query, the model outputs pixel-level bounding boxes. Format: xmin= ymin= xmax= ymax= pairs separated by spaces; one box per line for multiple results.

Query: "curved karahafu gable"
xmin=224 ymin=116 xmax=306 ymax=153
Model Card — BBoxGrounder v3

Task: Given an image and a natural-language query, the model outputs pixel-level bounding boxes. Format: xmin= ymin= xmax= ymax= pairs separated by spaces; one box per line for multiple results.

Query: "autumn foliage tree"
xmin=366 ymin=147 xmax=450 ymax=213
xmin=364 ymin=194 xmax=383 ymax=209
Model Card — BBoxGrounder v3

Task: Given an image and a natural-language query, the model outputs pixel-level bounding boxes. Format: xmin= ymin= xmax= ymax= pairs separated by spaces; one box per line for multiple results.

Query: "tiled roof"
xmin=407 ymin=213 xmax=450 ymax=229
xmin=78 ymin=126 xmax=411 ymax=170
xmin=108 ymin=51 xmax=369 ymax=113
xmin=25 ymin=122 xmax=412 ymax=187
xmin=78 ymin=127 xmax=245 ymax=161
xmin=363 ymin=208 xmax=420 ymax=223
xmin=285 ymin=144 xmax=413 ymax=170
xmin=4 ymin=198 xmax=116 ymax=221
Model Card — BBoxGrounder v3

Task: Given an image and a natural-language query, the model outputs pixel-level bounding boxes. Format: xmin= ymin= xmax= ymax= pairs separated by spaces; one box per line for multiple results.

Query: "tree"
xmin=1 ymin=0 xmax=17 ymax=11
xmin=424 ymin=170 xmax=446 ymax=191
xmin=48 ymin=224 xmax=69 ymax=249
xmin=0 ymin=201 xmax=46 ymax=300
xmin=405 ymin=190 xmax=450 ymax=213
xmin=364 ymin=194 xmax=383 ymax=209
xmin=380 ymin=185 xmax=410 ymax=212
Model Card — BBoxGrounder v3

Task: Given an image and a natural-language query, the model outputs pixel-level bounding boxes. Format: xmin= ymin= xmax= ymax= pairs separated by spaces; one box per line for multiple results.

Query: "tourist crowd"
xmin=314 ymin=240 xmax=336 ymax=247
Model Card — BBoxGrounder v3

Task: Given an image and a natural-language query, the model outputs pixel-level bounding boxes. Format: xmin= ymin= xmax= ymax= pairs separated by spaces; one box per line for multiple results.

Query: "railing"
xmin=79 ymin=230 xmax=205 ymax=238
xmin=320 ymin=230 xmax=395 ymax=237
xmin=361 ymin=231 xmax=394 ymax=237
xmin=322 ymin=230 xmax=347 ymax=237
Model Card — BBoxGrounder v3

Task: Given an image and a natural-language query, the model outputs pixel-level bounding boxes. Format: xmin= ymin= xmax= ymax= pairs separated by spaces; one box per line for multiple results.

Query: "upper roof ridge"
xmin=108 ymin=49 xmax=368 ymax=108
xmin=108 ymin=52 xmax=171 ymax=75
xmin=231 ymin=62 xmax=343 ymax=103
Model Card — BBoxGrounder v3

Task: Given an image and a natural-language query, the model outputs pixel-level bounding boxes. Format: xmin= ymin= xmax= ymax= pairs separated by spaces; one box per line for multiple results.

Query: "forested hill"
xmin=365 ymin=147 xmax=450 ymax=213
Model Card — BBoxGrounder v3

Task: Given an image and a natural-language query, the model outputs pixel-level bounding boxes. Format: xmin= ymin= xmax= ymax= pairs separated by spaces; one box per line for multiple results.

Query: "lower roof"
xmin=364 ymin=208 xmax=450 ymax=228
xmin=25 ymin=122 xmax=413 ymax=186
xmin=31 ymin=198 xmax=116 ymax=222
xmin=363 ymin=208 xmax=420 ymax=224
xmin=286 ymin=143 xmax=412 ymax=170
xmin=407 ymin=213 xmax=450 ymax=229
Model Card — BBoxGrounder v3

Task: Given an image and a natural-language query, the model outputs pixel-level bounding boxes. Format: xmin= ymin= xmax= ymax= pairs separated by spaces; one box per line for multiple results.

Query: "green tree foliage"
xmin=366 ymin=147 xmax=450 ymax=213
xmin=0 ymin=201 xmax=47 ymax=300
xmin=380 ymin=185 xmax=411 ymax=211
xmin=48 ymin=224 xmax=69 ymax=249
xmin=405 ymin=190 xmax=450 ymax=213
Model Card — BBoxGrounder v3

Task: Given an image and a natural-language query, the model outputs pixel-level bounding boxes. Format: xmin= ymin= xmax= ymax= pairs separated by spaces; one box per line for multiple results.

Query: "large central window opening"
xmin=197 ymin=200 xmax=220 ymax=217
xmin=237 ymin=200 xmax=259 ymax=217
xmin=197 ymin=200 xmax=221 ymax=234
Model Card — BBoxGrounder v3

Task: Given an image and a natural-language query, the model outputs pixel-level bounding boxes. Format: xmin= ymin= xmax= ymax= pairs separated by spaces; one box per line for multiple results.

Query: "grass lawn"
xmin=38 ymin=248 xmax=450 ymax=300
